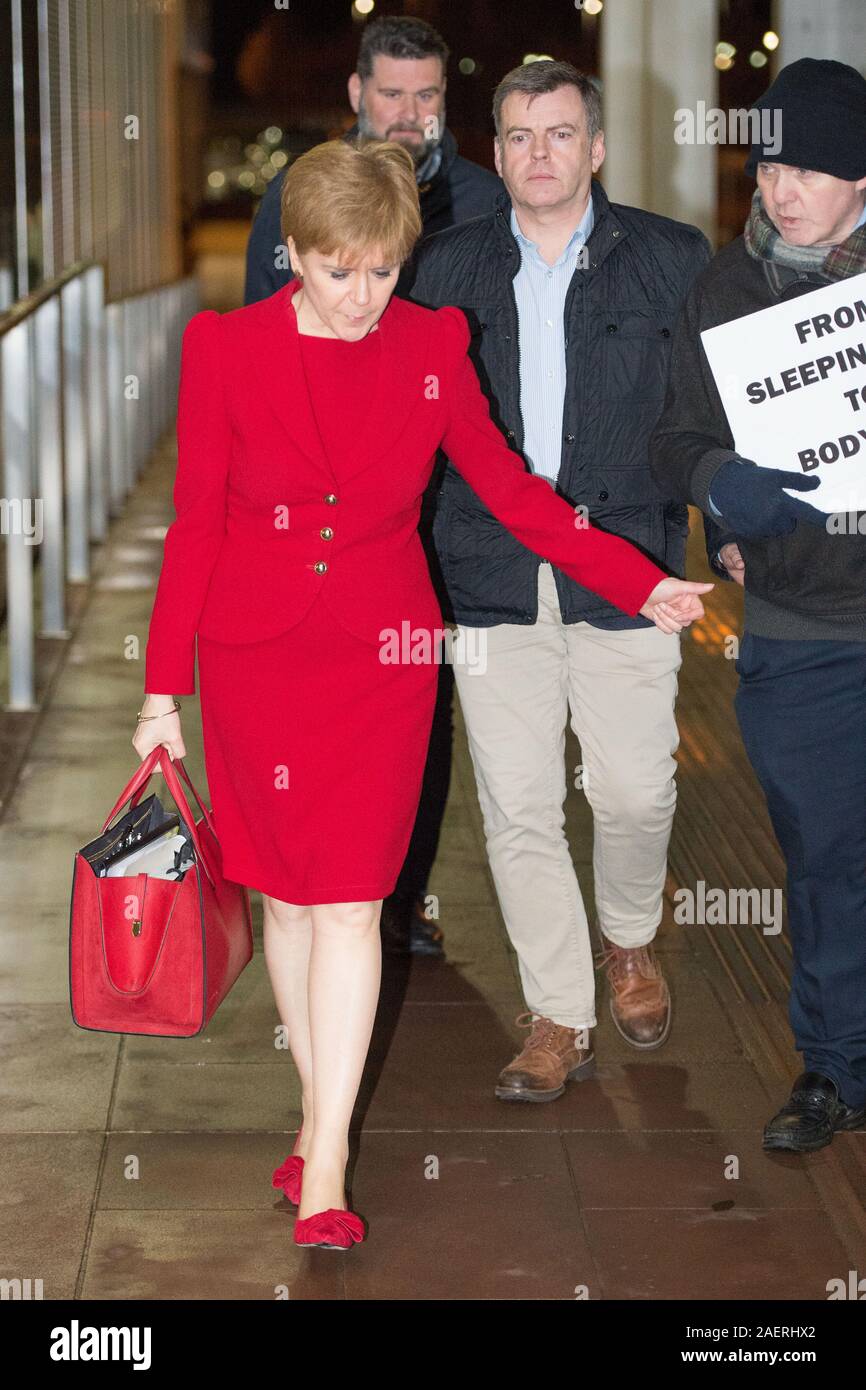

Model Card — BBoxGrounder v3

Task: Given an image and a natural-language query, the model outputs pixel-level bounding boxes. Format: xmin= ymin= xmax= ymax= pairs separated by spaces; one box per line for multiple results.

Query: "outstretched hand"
xmin=640 ymin=578 xmax=714 ymax=634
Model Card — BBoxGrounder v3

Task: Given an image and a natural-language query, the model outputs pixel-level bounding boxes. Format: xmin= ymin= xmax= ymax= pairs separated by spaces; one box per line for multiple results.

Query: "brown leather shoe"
xmin=598 ymin=935 xmax=672 ymax=1049
xmin=495 ymin=1011 xmax=595 ymax=1102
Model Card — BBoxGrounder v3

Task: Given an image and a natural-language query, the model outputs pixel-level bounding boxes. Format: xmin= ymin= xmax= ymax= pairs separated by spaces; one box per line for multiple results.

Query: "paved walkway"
xmin=0 ymin=424 xmax=863 ymax=1301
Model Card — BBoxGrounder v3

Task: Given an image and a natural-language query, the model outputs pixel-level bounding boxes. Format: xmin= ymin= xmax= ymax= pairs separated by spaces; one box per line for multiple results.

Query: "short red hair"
xmin=280 ymin=138 xmax=423 ymax=266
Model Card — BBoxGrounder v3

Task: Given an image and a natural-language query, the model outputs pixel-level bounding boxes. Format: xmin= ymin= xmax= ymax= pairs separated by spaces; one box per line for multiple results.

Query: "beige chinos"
xmin=452 ymin=562 xmax=682 ymax=1030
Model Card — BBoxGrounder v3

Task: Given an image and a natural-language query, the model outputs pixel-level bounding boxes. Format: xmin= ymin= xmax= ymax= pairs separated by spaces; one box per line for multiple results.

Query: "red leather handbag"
xmin=69 ymin=746 xmax=253 ymax=1037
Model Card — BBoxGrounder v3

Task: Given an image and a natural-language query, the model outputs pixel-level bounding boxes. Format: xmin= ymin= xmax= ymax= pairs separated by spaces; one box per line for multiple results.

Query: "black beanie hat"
xmin=744 ymin=57 xmax=866 ymax=180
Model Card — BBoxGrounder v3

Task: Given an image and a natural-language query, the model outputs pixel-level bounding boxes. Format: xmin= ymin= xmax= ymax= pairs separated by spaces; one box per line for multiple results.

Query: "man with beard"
xmin=244 ymin=15 xmax=502 ymax=303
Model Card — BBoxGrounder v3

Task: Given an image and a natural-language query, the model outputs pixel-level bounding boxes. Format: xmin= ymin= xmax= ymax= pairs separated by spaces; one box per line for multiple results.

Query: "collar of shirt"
xmin=853 ymin=200 xmax=866 ymax=231
xmin=509 ymin=194 xmax=595 ymax=267
xmin=506 ymin=195 xmax=595 ymax=488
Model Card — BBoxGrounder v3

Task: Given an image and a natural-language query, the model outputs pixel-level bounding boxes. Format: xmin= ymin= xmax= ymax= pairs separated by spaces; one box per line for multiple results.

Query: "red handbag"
xmin=69 ymin=746 xmax=253 ymax=1037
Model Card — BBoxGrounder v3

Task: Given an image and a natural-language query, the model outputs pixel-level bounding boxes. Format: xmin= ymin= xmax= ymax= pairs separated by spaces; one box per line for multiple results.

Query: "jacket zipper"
xmin=562 ymin=267 xmax=581 ymax=490
xmin=497 ymin=208 xmax=526 ymax=458
xmin=85 ymin=804 xmax=155 ymax=872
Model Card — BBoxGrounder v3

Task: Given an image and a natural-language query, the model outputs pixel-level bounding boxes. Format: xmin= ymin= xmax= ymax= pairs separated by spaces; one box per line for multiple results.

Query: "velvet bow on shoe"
xmin=272 ymin=1153 xmax=304 ymax=1206
xmin=272 ymin=1127 xmax=305 ymax=1205
xmin=293 ymin=1208 xmax=366 ymax=1249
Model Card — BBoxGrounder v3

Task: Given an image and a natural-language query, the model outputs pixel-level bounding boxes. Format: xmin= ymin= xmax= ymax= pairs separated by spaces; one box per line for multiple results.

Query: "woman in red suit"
xmin=134 ymin=139 xmax=711 ymax=1250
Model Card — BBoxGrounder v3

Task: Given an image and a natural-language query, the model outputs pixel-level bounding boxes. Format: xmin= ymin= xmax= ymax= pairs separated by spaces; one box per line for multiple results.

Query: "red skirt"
xmin=196 ymin=594 xmax=440 ymax=904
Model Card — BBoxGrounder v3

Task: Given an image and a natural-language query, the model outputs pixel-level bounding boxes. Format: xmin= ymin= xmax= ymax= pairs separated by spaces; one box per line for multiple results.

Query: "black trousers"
xmin=735 ymin=631 xmax=866 ymax=1109
xmin=392 ymin=658 xmax=454 ymax=906
xmin=389 ymin=463 xmax=455 ymax=910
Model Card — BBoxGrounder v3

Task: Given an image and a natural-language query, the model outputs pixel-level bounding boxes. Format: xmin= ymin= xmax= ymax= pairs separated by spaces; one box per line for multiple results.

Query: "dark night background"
xmin=195 ymin=0 xmax=773 ymax=241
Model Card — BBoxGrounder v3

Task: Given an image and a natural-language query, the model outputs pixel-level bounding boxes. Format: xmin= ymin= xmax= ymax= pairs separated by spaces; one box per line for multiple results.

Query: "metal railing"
xmin=0 ymin=265 xmax=198 ymax=709
xmin=1 ymin=0 xmax=189 ymax=709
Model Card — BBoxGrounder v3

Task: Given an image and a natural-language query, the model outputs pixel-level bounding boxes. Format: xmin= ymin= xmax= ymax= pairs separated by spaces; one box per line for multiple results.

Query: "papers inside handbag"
xmin=79 ymin=795 xmax=193 ymax=878
xmin=104 ymin=825 xmax=196 ymax=881
xmin=80 ymin=792 xmax=179 ymax=876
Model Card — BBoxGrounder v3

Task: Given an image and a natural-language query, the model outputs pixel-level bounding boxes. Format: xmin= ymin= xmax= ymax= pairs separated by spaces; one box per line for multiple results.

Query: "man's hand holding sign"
xmin=701 ymin=271 xmax=866 ymax=535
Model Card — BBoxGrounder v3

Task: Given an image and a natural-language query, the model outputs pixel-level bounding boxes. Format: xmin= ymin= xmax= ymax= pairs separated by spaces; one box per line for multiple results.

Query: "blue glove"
xmin=708 ymin=457 xmax=826 ymax=539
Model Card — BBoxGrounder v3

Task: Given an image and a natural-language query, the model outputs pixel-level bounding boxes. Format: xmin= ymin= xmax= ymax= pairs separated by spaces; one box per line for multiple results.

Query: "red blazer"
xmin=144 ymin=280 xmax=666 ymax=695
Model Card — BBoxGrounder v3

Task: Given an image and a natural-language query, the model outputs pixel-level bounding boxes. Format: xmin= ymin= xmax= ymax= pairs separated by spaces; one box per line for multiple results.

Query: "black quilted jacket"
xmin=410 ymin=179 xmax=711 ymax=627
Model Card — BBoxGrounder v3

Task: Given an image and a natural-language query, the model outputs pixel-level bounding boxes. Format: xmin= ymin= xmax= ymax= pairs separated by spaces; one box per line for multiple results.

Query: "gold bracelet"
xmin=136 ymin=699 xmax=182 ymax=722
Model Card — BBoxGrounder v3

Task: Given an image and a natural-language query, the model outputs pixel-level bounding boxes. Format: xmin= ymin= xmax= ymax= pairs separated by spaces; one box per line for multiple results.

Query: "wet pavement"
xmin=0 ymin=420 xmax=863 ymax=1302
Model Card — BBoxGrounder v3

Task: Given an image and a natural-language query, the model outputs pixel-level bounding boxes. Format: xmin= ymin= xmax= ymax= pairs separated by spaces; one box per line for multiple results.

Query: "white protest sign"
xmin=700 ymin=270 xmax=866 ymax=513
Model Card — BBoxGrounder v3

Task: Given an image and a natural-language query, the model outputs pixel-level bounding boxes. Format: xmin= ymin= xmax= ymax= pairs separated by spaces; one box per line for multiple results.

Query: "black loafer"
xmin=380 ymin=894 xmax=445 ymax=959
xmin=409 ymin=903 xmax=445 ymax=958
xmin=762 ymin=1071 xmax=866 ymax=1153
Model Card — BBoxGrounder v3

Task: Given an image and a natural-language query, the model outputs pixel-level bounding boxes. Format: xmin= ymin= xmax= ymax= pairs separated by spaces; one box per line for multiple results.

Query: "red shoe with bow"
xmin=293 ymin=1207 xmax=366 ymax=1250
xmin=271 ymin=1128 xmax=305 ymax=1206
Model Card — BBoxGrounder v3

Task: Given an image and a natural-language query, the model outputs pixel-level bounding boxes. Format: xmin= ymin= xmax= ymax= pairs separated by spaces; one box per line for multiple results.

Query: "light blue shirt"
xmin=510 ymin=195 xmax=595 ymax=485
xmin=708 ymin=198 xmax=866 ymax=520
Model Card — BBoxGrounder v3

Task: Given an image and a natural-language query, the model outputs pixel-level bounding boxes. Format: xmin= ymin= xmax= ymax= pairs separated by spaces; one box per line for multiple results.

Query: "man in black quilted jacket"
xmin=411 ymin=59 xmax=711 ymax=1098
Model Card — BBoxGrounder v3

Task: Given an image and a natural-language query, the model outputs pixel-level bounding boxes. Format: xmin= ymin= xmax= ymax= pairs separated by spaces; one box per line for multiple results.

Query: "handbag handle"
xmin=103 ymin=747 xmax=216 ymax=838
xmin=101 ymin=747 xmax=216 ymax=889
xmin=173 ymin=759 xmax=218 ymax=838
xmin=102 ymin=745 xmax=175 ymax=829
xmin=128 ymin=752 xmax=218 ymax=841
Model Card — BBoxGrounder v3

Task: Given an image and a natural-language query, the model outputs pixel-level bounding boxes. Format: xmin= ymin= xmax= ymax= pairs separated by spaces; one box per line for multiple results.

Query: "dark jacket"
xmin=243 ymin=124 xmax=504 ymax=306
xmin=409 ymin=179 xmax=711 ymax=628
xmin=648 ymin=234 xmax=866 ymax=638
